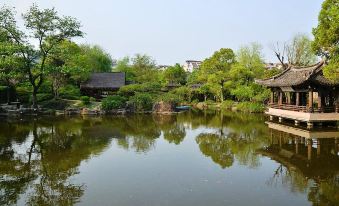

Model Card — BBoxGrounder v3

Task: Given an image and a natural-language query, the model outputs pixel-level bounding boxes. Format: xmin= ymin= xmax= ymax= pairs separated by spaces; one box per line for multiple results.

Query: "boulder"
xmin=153 ymin=101 xmax=176 ymax=113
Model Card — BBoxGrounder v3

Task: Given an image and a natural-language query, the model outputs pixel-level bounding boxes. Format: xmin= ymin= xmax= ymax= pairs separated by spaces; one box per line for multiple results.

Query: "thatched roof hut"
xmin=80 ymin=72 xmax=126 ymax=98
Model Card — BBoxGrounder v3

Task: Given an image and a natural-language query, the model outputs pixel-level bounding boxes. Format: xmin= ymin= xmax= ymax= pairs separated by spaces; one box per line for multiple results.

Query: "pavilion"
xmin=256 ymin=61 xmax=339 ymax=127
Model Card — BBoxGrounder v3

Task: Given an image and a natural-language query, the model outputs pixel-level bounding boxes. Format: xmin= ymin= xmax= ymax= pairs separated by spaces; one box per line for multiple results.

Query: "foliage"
xmin=59 ymin=84 xmax=81 ymax=100
xmin=312 ymin=0 xmax=339 ymax=59
xmin=80 ymin=96 xmax=90 ymax=105
xmin=129 ymin=92 xmax=154 ymax=111
xmin=221 ymin=100 xmax=234 ymax=110
xmin=162 ymin=63 xmax=187 ymax=85
xmin=157 ymin=92 xmax=182 ymax=104
xmin=118 ymin=82 xmax=161 ymax=97
xmin=101 ymin=95 xmax=126 ymax=111
xmin=312 ymin=0 xmax=339 ymax=82
xmin=0 ymin=4 xmax=83 ymax=107
xmin=236 ymin=102 xmax=265 ymax=113
xmin=29 ymin=93 xmax=54 ymax=103
xmin=39 ymin=99 xmax=69 ymax=110
xmin=286 ymin=34 xmax=317 ymax=66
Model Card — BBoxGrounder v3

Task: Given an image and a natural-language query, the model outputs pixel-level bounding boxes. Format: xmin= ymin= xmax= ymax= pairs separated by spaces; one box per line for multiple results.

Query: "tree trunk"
xmin=7 ymin=86 xmax=10 ymax=105
xmin=204 ymin=95 xmax=207 ymax=102
xmin=32 ymin=87 xmax=38 ymax=109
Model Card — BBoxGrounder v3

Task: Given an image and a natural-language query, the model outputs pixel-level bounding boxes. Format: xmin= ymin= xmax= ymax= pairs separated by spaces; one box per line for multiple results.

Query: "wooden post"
xmin=296 ymin=92 xmax=300 ymax=106
xmin=318 ymin=91 xmax=323 ymax=112
xmin=270 ymin=91 xmax=274 ymax=104
xmin=308 ymin=89 xmax=314 ymax=113
xmin=317 ymin=139 xmax=321 ymax=156
xmin=279 ymin=92 xmax=283 ymax=105
xmin=287 ymin=92 xmax=291 ymax=105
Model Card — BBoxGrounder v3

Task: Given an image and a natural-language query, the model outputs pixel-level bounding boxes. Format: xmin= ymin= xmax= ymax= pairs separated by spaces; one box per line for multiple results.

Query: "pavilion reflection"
xmin=259 ymin=121 xmax=339 ymax=181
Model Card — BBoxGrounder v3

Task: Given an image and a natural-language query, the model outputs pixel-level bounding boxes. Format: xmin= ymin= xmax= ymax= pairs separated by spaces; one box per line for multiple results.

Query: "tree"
xmin=79 ymin=45 xmax=114 ymax=72
xmin=312 ymin=0 xmax=339 ymax=59
xmin=287 ymin=34 xmax=317 ymax=66
xmin=0 ymin=29 xmax=24 ymax=103
xmin=0 ymin=5 xmax=83 ymax=107
xmin=196 ymin=48 xmax=236 ymax=102
xmin=162 ymin=63 xmax=187 ymax=85
xmin=312 ymin=0 xmax=339 ymax=82
xmin=132 ymin=54 xmax=159 ymax=83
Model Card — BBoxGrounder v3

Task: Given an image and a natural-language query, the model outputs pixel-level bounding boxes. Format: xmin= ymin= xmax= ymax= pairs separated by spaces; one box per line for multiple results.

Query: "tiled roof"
xmin=255 ymin=61 xmax=338 ymax=87
xmin=80 ymin=72 xmax=126 ymax=89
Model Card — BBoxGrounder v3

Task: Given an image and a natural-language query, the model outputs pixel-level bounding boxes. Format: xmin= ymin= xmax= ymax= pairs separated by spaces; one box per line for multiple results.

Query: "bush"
xmin=59 ymin=85 xmax=81 ymax=100
xmin=89 ymin=97 xmax=96 ymax=102
xmin=80 ymin=96 xmax=90 ymax=105
xmin=118 ymin=82 xmax=161 ymax=98
xmin=236 ymin=102 xmax=265 ymax=113
xmin=221 ymin=100 xmax=234 ymax=110
xmin=157 ymin=92 xmax=182 ymax=104
xmin=40 ymin=99 xmax=69 ymax=110
xmin=101 ymin=95 xmax=126 ymax=111
xmin=16 ymin=87 xmax=31 ymax=103
xmin=29 ymin=93 xmax=54 ymax=103
xmin=129 ymin=93 xmax=154 ymax=111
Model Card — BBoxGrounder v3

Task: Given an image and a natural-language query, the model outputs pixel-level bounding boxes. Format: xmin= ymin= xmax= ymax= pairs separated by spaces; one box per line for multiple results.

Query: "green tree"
xmin=162 ymin=63 xmax=187 ymax=85
xmin=0 ymin=29 xmax=24 ymax=103
xmin=196 ymin=48 xmax=236 ymax=102
xmin=312 ymin=0 xmax=339 ymax=82
xmin=79 ymin=44 xmax=114 ymax=72
xmin=287 ymin=34 xmax=317 ymax=66
xmin=0 ymin=5 xmax=83 ymax=107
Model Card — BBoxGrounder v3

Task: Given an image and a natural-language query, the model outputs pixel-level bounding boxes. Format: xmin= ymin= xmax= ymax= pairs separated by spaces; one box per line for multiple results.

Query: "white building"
xmin=182 ymin=60 xmax=202 ymax=73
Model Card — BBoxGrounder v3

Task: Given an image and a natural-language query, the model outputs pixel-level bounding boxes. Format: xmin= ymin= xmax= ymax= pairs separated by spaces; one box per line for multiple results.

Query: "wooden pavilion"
xmin=256 ymin=61 xmax=339 ymax=127
xmin=80 ymin=72 xmax=126 ymax=99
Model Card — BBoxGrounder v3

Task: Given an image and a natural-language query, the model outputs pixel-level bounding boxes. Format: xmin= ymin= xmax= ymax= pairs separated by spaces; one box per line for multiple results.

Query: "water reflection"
xmin=259 ymin=121 xmax=339 ymax=206
xmin=0 ymin=111 xmax=339 ymax=205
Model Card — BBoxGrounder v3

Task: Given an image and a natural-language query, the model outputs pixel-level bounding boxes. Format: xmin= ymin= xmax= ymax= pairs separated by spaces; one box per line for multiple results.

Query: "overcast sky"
xmin=3 ymin=0 xmax=324 ymax=65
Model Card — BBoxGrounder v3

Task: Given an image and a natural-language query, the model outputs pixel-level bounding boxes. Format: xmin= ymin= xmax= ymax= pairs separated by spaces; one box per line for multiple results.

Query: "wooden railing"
xmin=268 ymin=103 xmax=337 ymax=113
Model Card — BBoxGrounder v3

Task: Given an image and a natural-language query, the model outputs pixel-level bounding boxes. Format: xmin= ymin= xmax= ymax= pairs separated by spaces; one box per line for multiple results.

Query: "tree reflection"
xmin=0 ymin=117 xmax=112 ymax=205
xmin=196 ymin=133 xmax=234 ymax=169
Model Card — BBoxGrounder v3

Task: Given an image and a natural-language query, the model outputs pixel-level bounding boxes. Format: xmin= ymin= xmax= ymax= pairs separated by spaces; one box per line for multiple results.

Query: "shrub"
xmin=101 ymin=95 xmax=126 ymax=111
xmin=89 ymin=97 xmax=96 ymax=102
xmin=157 ymin=92 xmax=182 ymax=104
xmin=221 ymin=100 xmax=234 ymax=110
xmin=40 ymin=99 xmax=69 ymax=110
xmin=59 ymin=85 xmax=81 ymax=100
xmin=29 ymin=93 xmax=54 ymax=103
xmin=118 ymin=82 xmax=161 ymax=97
xmin=129 ymin=92 xmax=154 ymax=111
xmin=15 ymin=87 xmax=31 ymax=103
xmin=80 ymin=96 xmax=90 ymax=105
xmin=236 ymin=102 xmax=265 ymax=113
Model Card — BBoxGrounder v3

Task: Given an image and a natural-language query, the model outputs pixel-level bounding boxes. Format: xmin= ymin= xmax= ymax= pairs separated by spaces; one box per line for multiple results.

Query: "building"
xmin=80 ymin=72 xmax=126 ymax=99
xmin=264 ymin=62 xmax=284 ymax=70
xmin=256 ymin=61 xmax=339 ymax=128
xmin=182 ymin=60 xmax=202 ymax=73
xmin=157 ymin=65 xmax=170 ymax=71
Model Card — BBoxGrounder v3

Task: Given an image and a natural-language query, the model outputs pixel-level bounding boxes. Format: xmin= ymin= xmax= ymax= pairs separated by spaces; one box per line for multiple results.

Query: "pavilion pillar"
xmin=335 ymin=91 xmax=339 ymax=113
xmin=286 ymin=92 xmax=291 ymax=105
xmin=308 ymin=89 xmax=314 ymax=113
xmin=296 ymin=92 xmax=300 ymax=106
xmin=270 ymin=91 xmax=274 ymax=104
xmin=318 ymin=91 xmax=323 ymax=112
xmin=278 ymin=92 xmax=283 ymax=105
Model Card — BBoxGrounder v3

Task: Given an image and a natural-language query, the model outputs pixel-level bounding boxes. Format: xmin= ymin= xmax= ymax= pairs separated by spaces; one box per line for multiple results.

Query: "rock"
xmin=153 ymin=101 xmax=176 ymax=113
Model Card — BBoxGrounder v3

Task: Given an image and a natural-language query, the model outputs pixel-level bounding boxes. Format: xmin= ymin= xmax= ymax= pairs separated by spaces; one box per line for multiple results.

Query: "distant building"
xmin=157 ymin=65 xmax=170 ymax=71
xmin=183 ymin=60 xmax=202 ymax=73
xmin=264 ymin=63 xmax=284 ymax=70
xmin=80 ymin=72 xmax=126 ymax=99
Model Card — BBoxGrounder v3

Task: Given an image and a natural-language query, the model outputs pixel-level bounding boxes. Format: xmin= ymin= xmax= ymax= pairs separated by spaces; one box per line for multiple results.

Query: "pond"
xmin=0 ymin=110 xmax=338 ymax=206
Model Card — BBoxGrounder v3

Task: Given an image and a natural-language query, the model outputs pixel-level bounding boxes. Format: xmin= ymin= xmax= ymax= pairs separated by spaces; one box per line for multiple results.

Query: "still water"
xmin=0 ymin=110 xmax=338 ymax=206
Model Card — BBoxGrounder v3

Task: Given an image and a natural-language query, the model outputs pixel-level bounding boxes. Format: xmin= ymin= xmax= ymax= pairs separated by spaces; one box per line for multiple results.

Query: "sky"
xmin=2 ymin=0 xmax=324 ymax=65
